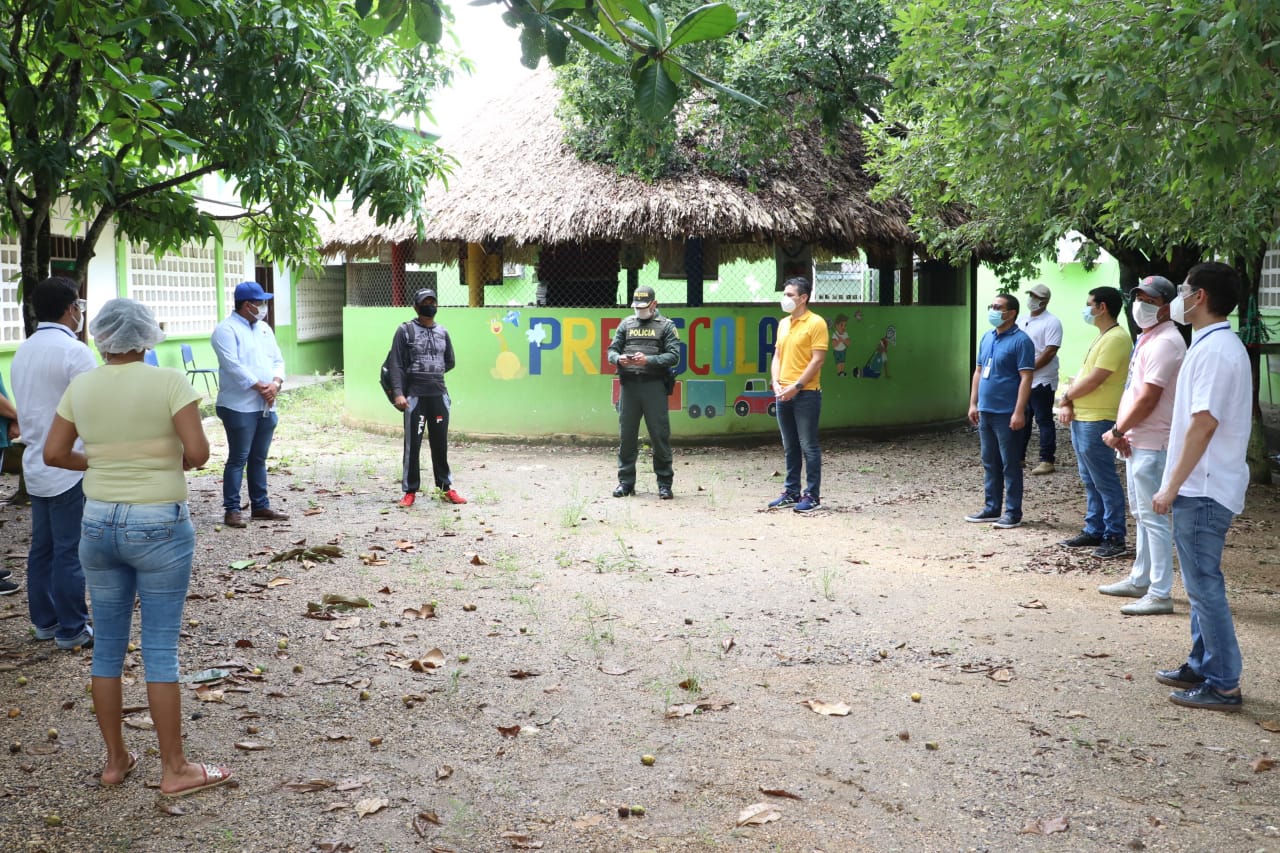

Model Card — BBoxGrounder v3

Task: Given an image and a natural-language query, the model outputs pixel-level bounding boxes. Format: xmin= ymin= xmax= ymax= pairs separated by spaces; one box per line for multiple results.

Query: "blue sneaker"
xmin=1169 ymin=682 xmax=1242 ymax=712
xmin=767 ymin=491 xmax=799 ymax=509
xmin=793 ymin=494 xmax=821 ymax=513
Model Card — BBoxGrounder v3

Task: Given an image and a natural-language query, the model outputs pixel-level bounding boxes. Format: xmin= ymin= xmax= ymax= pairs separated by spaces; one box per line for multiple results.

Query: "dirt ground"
xmin=1 ymin=379 xmax=1278 ymax=853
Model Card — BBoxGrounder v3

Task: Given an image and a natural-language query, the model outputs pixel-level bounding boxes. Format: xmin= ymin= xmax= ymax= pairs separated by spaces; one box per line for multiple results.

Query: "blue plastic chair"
xmin=181 ymin=344 xmax=219 ymax=395
xmin=144 ymin=350 xmax=159 ymax=367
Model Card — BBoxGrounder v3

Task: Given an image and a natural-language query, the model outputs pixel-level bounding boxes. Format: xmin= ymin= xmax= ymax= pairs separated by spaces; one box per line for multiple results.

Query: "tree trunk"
xmin=1235 ymin=249 xmax=1271 ymax=485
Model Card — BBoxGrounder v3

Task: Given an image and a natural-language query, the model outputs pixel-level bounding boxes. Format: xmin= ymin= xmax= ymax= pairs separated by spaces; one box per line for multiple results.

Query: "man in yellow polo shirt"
xmin=767 ymin=276 xmax=828 ymax=513
xmin=1057 ymin=286 xmax=1132 ymax=559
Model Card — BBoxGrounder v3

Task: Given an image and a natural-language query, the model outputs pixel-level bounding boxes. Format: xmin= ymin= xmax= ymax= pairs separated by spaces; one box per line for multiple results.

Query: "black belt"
xmin=619 ymin=373 xmax=665 ymax=383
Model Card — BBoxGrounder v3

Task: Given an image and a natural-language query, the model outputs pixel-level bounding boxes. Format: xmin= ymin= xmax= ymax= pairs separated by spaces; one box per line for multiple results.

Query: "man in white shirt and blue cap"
xmin=210 ymin=281 xmax=289 ymax=528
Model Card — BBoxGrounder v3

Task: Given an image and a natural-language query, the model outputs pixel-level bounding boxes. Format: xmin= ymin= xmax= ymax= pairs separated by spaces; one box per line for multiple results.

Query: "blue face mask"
xmin=1082 ymin=306 xmax=1097 ymax=325
xmin=987 ymin=308 xmax=1005 ymax=327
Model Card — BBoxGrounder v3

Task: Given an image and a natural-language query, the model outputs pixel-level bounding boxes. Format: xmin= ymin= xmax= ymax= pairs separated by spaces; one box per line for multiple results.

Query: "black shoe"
xmin=1060 ymin=532 xmax=1103 ymax=548
xmin=1169 ymin=683 xmax=1242 ymax=712
xmin=0 ymin=579 xmax=19 ymax=596
xmin=657 ymin=485 xmax=673 ymax=500
xmin=0 ymin=568 xmax=11 ymax=580
xmin=964 ymin=509 xmax=1001 ymax=523
xmin=612 ymin=483 xmax=635 ymax=498
xmin=1156 ymin=664 xmax=1205 ymax=690
xmin=1091 ymin=538 xmax=1127 ymax=559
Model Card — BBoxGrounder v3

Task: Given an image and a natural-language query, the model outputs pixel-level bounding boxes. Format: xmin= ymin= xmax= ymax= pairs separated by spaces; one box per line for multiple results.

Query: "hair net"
xmin=90 ymin=298 xmax=167 ymax=354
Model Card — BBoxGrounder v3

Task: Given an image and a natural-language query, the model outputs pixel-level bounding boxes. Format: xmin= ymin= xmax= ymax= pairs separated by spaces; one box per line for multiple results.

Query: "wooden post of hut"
xmin=390 ymin=242 xmax=409 ymax=306
xmin=685 ymin=237 xmax=704 ymax=308
xmin=465 ymin=242 xmax=486 ymax=307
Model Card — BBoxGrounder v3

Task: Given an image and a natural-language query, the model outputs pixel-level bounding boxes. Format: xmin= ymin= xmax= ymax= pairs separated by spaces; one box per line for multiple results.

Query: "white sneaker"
xmin=1120 ymin=593 xmax=1174 ymax=616
xmin=1097 ymin=579 xmax=1148 ymax=598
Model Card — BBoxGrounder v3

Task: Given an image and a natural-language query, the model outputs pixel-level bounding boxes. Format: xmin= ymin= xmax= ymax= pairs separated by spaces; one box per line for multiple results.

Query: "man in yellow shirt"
xmin=1057 ymin=286 xmax=1132 ymax=559
xmin=767 ymin=276 xmax=828 ymax=513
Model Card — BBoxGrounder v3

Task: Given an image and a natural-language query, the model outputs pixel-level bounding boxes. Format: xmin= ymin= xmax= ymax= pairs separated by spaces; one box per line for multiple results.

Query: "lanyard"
xmin=1189 ymin=324 xmax=1229 ymax=351
xmin=36 ymin=324 xmax=77 ymax=340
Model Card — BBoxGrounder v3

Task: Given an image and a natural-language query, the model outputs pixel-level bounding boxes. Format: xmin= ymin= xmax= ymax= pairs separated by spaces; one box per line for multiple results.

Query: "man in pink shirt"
xmin=1098 ymin=276 xmax=1186 ymax=615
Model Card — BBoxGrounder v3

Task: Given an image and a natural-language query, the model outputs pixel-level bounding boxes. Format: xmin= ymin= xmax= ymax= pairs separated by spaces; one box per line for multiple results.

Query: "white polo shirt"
xmin=1017 ymin=309 xmax=1063 ymax=390
xmin=11 ymin=323 xmax=98 ymax=497
xmin=1163 ymin=322 xmax=1251 ymax=514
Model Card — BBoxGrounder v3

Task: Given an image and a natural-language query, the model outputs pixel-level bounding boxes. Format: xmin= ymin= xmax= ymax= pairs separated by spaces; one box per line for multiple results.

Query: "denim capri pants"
xmin=80 ymin=500 xmax=195 ymax=682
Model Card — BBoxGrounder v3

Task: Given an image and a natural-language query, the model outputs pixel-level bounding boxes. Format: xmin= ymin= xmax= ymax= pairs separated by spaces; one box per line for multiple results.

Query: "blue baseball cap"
xmin=234 ymin=281 xmax=274 ymax=302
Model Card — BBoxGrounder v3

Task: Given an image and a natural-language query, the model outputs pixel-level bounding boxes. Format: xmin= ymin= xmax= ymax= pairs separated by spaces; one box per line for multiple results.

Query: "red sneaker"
xmin=398 ymin=492 xmax=416 ymax=507
xmin=442 ymin=489 xmax=467 ymax=505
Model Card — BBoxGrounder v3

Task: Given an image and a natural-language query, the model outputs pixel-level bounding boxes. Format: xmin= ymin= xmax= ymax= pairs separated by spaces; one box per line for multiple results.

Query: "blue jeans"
xmin=978 ymin=411 xmax=1023 ymax=520
xmin=27 ymin=482 xmax=91 ymax=644
xmin=777 ymin=390 xmax=821 ymax=498
xmin=1172 ymin=496 xmax=1240 ymax=691
xmin=80 ymin=500 xmax=195 ymax=683
xmin=1019 ymin=383 xmax=1057 ymax=463
xmin=217 ymin=406 xmax=278 ymax=512
xmin=1125 ymin=449 xmax=1173 ymax=598
xmin=1070 ymin=419 xmax=1127 ymax=540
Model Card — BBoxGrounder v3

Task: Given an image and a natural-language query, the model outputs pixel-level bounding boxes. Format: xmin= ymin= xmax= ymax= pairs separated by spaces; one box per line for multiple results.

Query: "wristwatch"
xmin=794 ymin=382 xmax=804 ymax=391
xmin=1111 ymin=427 xmax=1124 ymax=440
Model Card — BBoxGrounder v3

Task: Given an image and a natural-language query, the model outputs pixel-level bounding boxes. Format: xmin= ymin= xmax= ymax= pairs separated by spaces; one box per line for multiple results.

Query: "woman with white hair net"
xmin=43 ymin=298 xmax=233 ymax=796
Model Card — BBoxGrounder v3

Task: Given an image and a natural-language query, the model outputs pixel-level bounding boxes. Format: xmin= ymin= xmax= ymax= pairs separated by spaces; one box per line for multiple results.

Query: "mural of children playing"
xmin=862 ymin=325 xmax=896 ymax=379
xmin=831 ymin=314 xmax=851 ymax=376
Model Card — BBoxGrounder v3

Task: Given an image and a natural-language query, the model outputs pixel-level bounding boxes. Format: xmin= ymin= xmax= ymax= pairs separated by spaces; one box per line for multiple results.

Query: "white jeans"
xmin=1125 ymin=448 xmax=1174 ymax=598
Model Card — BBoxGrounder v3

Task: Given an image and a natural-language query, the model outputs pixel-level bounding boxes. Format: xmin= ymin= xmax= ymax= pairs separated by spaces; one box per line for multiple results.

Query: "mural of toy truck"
xmin=685 ymin=379 xmax=725 ymax=418
xmin=734 ymin=377 xmax=777 ymax=417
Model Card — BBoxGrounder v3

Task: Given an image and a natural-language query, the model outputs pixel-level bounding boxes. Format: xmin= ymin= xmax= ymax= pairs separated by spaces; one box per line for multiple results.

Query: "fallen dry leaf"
xmin=1251 ymin=756 xmax=1275 ymax=773
xmin=800 ymin=699 xmax=851 ymax=716
xmin=988 ymin=668 xmax=1014 ymax=683
xmin=1020 ymin=815 xmax=1070 ymax=835
xmin=665 ymin=698 xmax=734 ymax=718
xmin=410 ymin=648 xmax=447 ymax=671
xmin=508 ymin=669 xmax=540 ymax=679
xmin=193 ymin=686 xmax=225 ymax=703
xmin=283 ymin=778 xmax=336 ymax=793
xmin=266 ymin=577 xmax=293 ymax=588
xmin=403 ymin=604 xmax=436 ymax=620
xmin=1260 ymin=720 xmax=1280 ymax=733
xmin=722 ymin=636 xmax=735 ymax=654
xmin=499 ymin=831 xmax=543 ymax=849
xmin=412 ymin=810 xmax=442 ymax=837
xmin=322 ymin=802 xmax=348 ymax=813
xmin=468 ymin=553 xmax=488 ymax=566
xmin=736 ymin=802 xmax=781 ymax=827
xmin=759 ymin=786 xmax=802 ymax=800
xmin=597 ymin=664 xmax=635 ymax=676
xmin=233 ymin=741 xmax=269 ymax=751
xmin=156 ymin=801 xmax=186 ymax=816
xmin=435 ymin=765 xmax=453 ymax=781
xmin=497 ymin=725 xmax=522 ymax=738
xmin=123 ymin=713 xmax=154 ymax=730
xmin=354 ymin=797 xmax=388 ymax=818
xmin=1018 ymin=599 xmax=1048 ymax=609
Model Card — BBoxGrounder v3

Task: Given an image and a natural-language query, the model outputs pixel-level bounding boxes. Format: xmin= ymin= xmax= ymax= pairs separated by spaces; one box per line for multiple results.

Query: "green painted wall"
xmin=343 ymin=303 xmax=973 ymax=438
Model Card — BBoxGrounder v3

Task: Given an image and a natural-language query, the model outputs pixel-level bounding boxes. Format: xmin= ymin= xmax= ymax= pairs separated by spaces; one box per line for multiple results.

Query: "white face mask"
xmin=1027 ymin=297 xmax=1043 ymax=312
xmin=634 ymin=306 xmax=654 ymax=321
xmin=1169 ymin=289 xmax=1200 ymax=325
xmin=1130 ymin=299 xmax=1160 ymax=329
xmin=780 ymin=295 xmax=798 ymax=314
xmin=253 ymin=304 xmax=269 ymax=323
xmin=74 ymin=312 xmax=85 ymax=334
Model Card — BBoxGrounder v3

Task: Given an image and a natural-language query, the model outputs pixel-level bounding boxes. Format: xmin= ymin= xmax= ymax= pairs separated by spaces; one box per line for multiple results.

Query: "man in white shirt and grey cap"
xmin=1017 ymin=283 xmax=1063 ymax=474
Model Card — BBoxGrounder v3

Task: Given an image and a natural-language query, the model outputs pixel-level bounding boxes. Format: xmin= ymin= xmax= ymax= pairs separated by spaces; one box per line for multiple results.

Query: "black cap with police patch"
xmin=630 ymin=285 xmax=656 ymax=307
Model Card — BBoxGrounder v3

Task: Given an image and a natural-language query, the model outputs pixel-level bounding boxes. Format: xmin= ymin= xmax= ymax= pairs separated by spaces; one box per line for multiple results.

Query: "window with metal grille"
xmin=295 ymin=265 xmax=344 ymax=341
xmin=128 ymin=242 xmax=219 ymax=336
xmin=0 ymin=237 xmax=21 ymax=344
xmin=1262 ymin=240 xmax=1280 ymax=311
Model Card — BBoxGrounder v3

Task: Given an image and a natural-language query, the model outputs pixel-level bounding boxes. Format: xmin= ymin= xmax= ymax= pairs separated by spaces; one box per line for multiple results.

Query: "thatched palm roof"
xmin=319 ymin=70 xmax=918 ymax=263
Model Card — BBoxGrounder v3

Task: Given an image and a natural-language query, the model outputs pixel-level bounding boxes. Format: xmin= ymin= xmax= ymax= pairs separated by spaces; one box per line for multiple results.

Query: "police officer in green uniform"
xmin=607 ymin=285 xmax=681 ymax=499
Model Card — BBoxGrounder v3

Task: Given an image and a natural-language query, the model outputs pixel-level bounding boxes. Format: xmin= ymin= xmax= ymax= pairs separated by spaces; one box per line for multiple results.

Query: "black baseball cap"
xmin=630 ymin=285 xmax=656 ymax=307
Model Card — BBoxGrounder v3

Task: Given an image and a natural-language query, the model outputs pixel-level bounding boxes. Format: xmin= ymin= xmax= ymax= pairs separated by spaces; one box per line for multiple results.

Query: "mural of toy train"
xmin=611 ymin=378 xmax=777 ymax=418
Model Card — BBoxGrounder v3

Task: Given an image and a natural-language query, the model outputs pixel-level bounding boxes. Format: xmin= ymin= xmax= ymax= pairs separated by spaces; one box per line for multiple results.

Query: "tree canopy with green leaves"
xmin=0 ymin=0 xmax=458 ymax=318
xmin=553 ymin=0 xmax=897 ymax=181
xmin=871 ymin=0 xmax=1280 ymax=289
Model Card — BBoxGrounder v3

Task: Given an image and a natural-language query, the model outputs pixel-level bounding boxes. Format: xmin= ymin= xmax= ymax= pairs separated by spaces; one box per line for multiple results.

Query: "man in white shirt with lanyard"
xmin=1099 ymin=276 xmax=1186 ymax=615
xmin=1151 ymin=262 xmax=1250 ymax=712
xmin=1017 ymin=283 xmax=1063 ymax=475
xmin=11 ymin=277 xmax=96 ymax=649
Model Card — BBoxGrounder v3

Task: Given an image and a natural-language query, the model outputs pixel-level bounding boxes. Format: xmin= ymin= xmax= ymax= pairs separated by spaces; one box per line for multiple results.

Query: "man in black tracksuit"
xmin=607 ymin=285 xmax=681 ymax=499
xmin=387 ymin=288 xmax=466 ymax=506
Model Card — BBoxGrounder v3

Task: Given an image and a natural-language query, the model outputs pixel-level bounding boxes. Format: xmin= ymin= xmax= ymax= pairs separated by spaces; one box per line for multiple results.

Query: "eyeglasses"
xmin=1177 ymin=283 xmax=1200 ymax=299
xmin=75 ymin=299 xmax=87 ymax=313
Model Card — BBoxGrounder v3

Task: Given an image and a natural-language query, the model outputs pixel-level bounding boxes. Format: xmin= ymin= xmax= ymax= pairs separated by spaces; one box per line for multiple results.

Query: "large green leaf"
xmin=632 ymin=58 xmax=679 ymax=122
xmin=411 ymin=0 xmax=442 ymax=44
xmin=559 ymin=17 xmax=628 ymax=65
xmin=680 ymin=62 xmax=764 ymax=109
xmin=669 ymin=3 xmax=738 ymax=48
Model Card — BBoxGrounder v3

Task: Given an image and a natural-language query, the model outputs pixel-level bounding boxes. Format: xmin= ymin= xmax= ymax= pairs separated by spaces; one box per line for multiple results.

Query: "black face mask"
xmin=417 ymin=304 xmax=438 ymax=318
